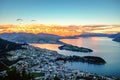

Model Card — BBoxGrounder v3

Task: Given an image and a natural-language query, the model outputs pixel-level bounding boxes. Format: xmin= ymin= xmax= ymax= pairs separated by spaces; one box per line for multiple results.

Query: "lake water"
xmin=31 ymin=37 xmax=120 ymax=78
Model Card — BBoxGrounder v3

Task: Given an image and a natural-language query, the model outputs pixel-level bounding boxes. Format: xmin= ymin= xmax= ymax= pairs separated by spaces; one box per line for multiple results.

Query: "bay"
xmin=31 ymin=37 xmax=120 ymax=78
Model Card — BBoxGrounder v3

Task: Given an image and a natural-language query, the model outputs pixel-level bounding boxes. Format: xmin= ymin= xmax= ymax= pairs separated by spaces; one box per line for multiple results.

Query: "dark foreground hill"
xmin=0 ymin=38 xmax=25 ymax=71
xmin=0 ymin=38 xmax=25 ymax=53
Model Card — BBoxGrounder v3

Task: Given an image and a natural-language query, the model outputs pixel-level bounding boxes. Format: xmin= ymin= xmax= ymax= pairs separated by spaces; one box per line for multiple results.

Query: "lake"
xmin=31 ymin=37 xmax=120 ymax=78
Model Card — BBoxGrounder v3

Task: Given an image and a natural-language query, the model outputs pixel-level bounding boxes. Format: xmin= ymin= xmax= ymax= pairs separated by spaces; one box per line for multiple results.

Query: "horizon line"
xmin=0 ymin=23 xmax=120 ymax=26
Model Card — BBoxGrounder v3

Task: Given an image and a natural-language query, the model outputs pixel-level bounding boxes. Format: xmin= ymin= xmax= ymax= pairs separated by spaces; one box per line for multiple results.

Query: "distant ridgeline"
xmin=0 ymin=32 xmax=63 ymax=44
xmin=0 ymin=38 xmax=26 ymax=71
xmin=111 ymin=33 xmax=120 ymax=42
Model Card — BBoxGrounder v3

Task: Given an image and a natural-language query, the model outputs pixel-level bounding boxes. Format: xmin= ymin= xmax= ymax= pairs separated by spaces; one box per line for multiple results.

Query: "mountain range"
xmin=0 ymin=32 xmax=63 ymax=44
xmin=0 ymin=32 xmax=120 ymax=45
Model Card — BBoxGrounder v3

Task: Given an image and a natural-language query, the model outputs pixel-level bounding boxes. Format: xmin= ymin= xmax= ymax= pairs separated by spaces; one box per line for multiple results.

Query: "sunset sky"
xmin=0 ymin=0 xmax=120 ymax=25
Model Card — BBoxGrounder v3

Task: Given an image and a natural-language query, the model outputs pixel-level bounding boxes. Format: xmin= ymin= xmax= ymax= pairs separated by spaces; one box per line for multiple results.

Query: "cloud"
xmin=31 ymin=20 xmax=36 ymax=22
xmin=79 ymin=25 xmax=120 ymax=33
xmin=16 ymin=19 xmax=23 ymax=22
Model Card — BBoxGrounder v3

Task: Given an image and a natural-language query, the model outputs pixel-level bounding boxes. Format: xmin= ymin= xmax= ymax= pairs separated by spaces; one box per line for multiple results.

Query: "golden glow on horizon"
xmin=0 ymin=24 xmax=120 ymax=36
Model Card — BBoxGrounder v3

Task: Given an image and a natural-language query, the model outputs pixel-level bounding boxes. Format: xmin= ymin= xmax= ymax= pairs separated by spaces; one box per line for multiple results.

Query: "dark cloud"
xmin=16 ymin=19 xmax=23 ymax=22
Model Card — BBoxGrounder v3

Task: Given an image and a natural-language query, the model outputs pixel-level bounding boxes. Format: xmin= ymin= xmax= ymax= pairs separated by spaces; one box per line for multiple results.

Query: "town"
xmin=1 ymin=45 xmax=115 ymax=80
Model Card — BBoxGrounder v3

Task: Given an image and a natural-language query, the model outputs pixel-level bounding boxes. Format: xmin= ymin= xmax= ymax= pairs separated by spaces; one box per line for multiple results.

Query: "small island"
xmin=59 ymin=44 xmax=93 ymax=52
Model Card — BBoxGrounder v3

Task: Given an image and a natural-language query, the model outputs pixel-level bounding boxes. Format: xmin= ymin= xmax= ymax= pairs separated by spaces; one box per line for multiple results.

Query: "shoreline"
xmin=1 ymin=45 xmax=117 ymax=79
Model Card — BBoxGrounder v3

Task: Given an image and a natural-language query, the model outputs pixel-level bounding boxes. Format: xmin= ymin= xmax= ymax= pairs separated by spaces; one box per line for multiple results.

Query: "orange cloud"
xmin=0 ymin=24 xmax=119 ymax=36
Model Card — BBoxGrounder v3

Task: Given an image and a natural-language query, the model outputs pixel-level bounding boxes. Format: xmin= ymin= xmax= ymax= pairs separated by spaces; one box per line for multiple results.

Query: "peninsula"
xmin=56 ymin=55 xmax=106 ymax=64
xmin=59 ymin=44 xmax=93 ymax=52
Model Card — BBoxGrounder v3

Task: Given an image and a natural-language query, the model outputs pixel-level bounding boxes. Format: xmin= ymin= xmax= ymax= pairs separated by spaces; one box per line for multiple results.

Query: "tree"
xmin=54 ymin=76 xmax=60 ymax=80
xmin=0 ymin=67 xmax=34 ymax=80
